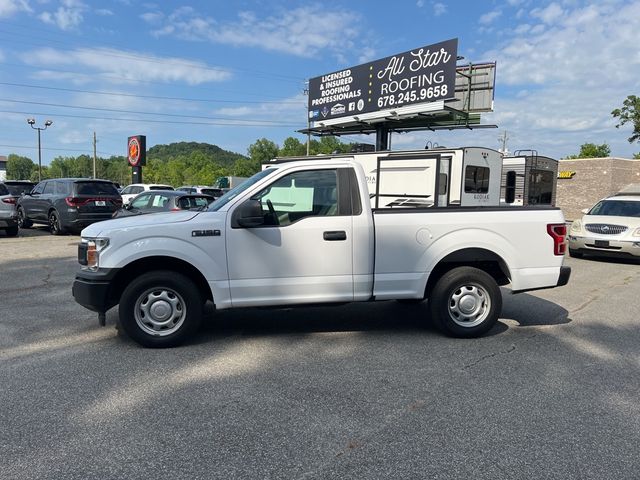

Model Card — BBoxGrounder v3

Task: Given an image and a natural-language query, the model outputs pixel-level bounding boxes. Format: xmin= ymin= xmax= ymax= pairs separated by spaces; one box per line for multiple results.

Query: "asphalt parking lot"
xmin=1 ymin=229 xmax=639 ymax=479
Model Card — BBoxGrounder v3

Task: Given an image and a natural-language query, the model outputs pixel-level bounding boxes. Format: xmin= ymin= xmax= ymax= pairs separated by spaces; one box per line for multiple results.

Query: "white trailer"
xmin=269 ymin=146 xmax=504 ymax=208
xmin=500 ymin=151 xmax=558 ymax=206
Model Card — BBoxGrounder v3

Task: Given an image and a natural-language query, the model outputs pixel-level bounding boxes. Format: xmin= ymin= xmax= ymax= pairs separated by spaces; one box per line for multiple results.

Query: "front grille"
xmin=585 ymin=224 xmax=628 ymax=235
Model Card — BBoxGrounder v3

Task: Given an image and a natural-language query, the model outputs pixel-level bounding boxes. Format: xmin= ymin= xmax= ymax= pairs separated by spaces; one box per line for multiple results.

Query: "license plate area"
xmin=594 ymin=240 xmax=609 ymax=248
xmin=94 ymin=200 xmax=106 ymax=206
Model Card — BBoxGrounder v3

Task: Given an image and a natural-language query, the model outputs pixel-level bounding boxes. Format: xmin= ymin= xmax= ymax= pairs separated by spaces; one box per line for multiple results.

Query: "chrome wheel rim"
xmin=134 ymin=287 xmax=186 ymax=336
xmin=49 ymin=213 xmax=58 ymax=233
xmin=448 ymin=283 xmax=491 ymax=327
xmin=17 ymin=209 xmax=25 ymax=227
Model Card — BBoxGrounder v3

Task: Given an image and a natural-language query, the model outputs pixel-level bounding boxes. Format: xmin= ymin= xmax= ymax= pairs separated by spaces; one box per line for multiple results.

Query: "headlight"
xmin=80 ymin=237 xmax=110 ymax=271
xmin=570 ymin=220 xmax=582 ymax=233
xmin=633 ymin=227 xmax=640 ymax=237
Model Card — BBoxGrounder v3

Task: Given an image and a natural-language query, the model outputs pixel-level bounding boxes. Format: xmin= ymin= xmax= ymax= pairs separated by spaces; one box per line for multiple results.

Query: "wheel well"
xmin=108 ymin=256 xmax=213 ymax=308
xmin=425 ymin=248 xmax=510 ymax=298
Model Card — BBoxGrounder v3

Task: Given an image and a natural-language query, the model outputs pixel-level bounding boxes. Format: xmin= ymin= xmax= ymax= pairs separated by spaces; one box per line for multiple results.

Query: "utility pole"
xmin=93 ymin=131 xmax=97 ymax=179
xmin=499 ymin=130 xmax=509 ymax=155
xmin=304 ymin=81 xmax=310 ymax=156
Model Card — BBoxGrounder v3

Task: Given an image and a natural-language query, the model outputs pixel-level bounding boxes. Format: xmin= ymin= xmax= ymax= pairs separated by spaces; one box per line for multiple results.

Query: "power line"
xmin=0 ymin=97 xmax=301 ymax=124
xmin=0 ymin=143 xmax=94 ymax=153
xmin=0 ymin=81 xmax=303 ymax=105
xmin=0 ymin=109 xmax=301 ymax=127
xmin=0 ymin=61 xmax=303 ymax=100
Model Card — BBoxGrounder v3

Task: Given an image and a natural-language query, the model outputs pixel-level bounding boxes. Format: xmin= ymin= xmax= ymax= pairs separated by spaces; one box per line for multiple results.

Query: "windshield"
xmin=75 ymin=181 xmax=119 ymax=195
xmin=589 ymin=200 xmax=640 ymax=217
xmin=208 ymin=168 xmax=276 ymax=211
xmin=5 ymin=183 xmax=35 ymax=195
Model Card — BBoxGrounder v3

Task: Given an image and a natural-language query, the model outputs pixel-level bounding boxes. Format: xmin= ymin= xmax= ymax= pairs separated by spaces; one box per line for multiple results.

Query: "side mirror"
xmin=233 ymin=199 xmax=264 ymax=228
xmin=581 ymin=208 xmax=589 ymax=214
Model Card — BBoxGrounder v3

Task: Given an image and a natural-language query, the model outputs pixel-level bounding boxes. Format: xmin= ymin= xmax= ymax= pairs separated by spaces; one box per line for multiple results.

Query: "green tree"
xmin=248 ymin=138 xmax=279 ymax=164
xmin=279 ymin=137 xmax=306 ymax=157
xmin=565 ymin=143 xmax=611 ymax=159
xmin=612 ymin=95 xmax=640 ymax=144
xmin=233 ymin=157 xmax=261 ymax=177
xmin=314 ymin=136 xmax=352 ymax=154
xmin=6 ymin=154 xmax=35 ymax=180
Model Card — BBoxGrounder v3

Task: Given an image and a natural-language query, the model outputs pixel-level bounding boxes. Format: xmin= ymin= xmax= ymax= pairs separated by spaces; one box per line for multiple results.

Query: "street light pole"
xmin=27 ymin=118 xmax=53 ymax=182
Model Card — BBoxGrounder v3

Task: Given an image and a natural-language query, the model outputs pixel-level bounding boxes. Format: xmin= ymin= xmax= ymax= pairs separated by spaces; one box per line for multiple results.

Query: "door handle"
xmin=323 ymin=230 xmax=346 ymax=241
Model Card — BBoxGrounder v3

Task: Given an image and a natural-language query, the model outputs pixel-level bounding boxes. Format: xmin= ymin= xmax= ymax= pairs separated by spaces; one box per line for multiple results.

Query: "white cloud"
xmin=23 ymin=47 xmax=234 ymax=85
xmin=0 ymin=0 xmax=31 ymax=17
xmin=530 ymin=2 xmax=564 ymax=24
xmin=433 ymin=2 xmax=446 ymax=16
xmin=149 ymin=6 xmax=362 ymax=58
xmin=140 ymin=11 xmax=163 ymax=24
xmin=479 ymin=0 xmax=640 ymax=158
xmin=214 ymin=94 xmax=306 ymax=121
xmin=479 ymin=9 xmax=502 ymax=25
xmin=95 ymin=8 xmax=113 ymax=16
xmin=38 ymin=0 xmax=87 ymax=30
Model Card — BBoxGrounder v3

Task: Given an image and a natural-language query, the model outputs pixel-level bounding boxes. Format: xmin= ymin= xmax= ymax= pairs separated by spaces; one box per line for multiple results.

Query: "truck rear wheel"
xmin=429 ymin=266 xmax=502 ymax=338
xmin=118 ymin=270 xmax=203 ymax=348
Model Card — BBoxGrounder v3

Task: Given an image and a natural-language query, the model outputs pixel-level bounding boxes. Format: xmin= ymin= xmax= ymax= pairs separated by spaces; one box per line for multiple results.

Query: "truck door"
xmin=226 ymin=167 xmax=354 ymax=307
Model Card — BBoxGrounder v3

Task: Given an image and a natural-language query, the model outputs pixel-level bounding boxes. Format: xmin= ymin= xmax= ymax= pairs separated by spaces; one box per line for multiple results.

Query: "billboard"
xmin=308 ymin=38 xmax=458 ymax=126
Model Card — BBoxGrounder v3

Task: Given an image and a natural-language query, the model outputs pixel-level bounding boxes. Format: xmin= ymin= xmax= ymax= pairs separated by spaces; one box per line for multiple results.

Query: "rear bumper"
xmin=60 ymin=210 xmax=115 ymax=231
xmin=72 ymin=268 xmax=119 ymax=313
xmin=512 ymin=266 xmax=571 ymax=293
xmin=0 ymin=217 xmax=18 ymax=228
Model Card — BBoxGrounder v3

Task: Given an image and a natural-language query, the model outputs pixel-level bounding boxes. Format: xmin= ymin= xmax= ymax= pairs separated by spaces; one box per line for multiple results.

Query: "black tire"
xmin=429 ymin=266 xmax=502 ymax=338
xmin=568 ymin=248 xmax=583 ymax=258
xmin=17 ymin=207 xmax=32 ymax=228
xmin=5 ymin=225 xmax=19 ymax=237
xmin=48 ymin=210 xmax=65 ymax=235
xmin=118 ymin=270 xmax=203 ymax=348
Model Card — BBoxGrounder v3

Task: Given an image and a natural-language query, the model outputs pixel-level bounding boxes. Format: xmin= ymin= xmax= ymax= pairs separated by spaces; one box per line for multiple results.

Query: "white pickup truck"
xmin=73 ymin=151 xmax=570 ymax=347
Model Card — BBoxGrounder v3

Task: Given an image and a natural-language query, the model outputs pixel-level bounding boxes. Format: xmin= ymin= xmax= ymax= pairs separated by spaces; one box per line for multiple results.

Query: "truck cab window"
xmin=254 ymin=169 xmax=338 ymax=226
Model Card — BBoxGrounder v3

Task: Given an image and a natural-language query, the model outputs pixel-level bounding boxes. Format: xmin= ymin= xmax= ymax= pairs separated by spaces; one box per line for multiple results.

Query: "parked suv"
xmin=17 ymin=178 xmax=122 ymax=235
xmin=0 ymin=182 xmax=19 ymax=237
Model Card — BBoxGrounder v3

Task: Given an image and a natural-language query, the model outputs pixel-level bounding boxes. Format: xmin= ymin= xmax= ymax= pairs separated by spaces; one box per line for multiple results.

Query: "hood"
xmin=81 ymin=210 xmax=202 ymax=237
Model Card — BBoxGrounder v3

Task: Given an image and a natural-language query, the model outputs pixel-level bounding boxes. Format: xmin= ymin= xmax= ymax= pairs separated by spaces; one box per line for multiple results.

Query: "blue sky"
xmin=1 ymin=0 xmax=639 ymax=166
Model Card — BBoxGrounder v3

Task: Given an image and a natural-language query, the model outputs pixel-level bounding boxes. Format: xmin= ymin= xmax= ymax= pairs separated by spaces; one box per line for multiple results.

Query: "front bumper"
xmin=568 ymin=235 xmax=640 ymax=258
xmin=72 ymin=268 xmax=120 ymax=313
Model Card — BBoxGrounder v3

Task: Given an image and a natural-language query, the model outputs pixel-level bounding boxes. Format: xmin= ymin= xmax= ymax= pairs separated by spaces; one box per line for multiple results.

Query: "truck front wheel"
xmin=429 ymin=267 xmax=502 ymax=338
xmin=118 ymin=270 xmax=203 ymax=348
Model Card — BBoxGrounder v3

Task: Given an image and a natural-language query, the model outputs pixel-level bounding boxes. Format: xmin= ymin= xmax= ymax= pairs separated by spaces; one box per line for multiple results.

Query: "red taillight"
xmin=1 ymin=197 xmax=16 ymax=204
xmin=66 ymin=196 xmax=87 ymax=207
xmin=66 ymin=196 xmax=119 ymax=207
xmin=547 ymin=223 xmax=567 ymax=256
